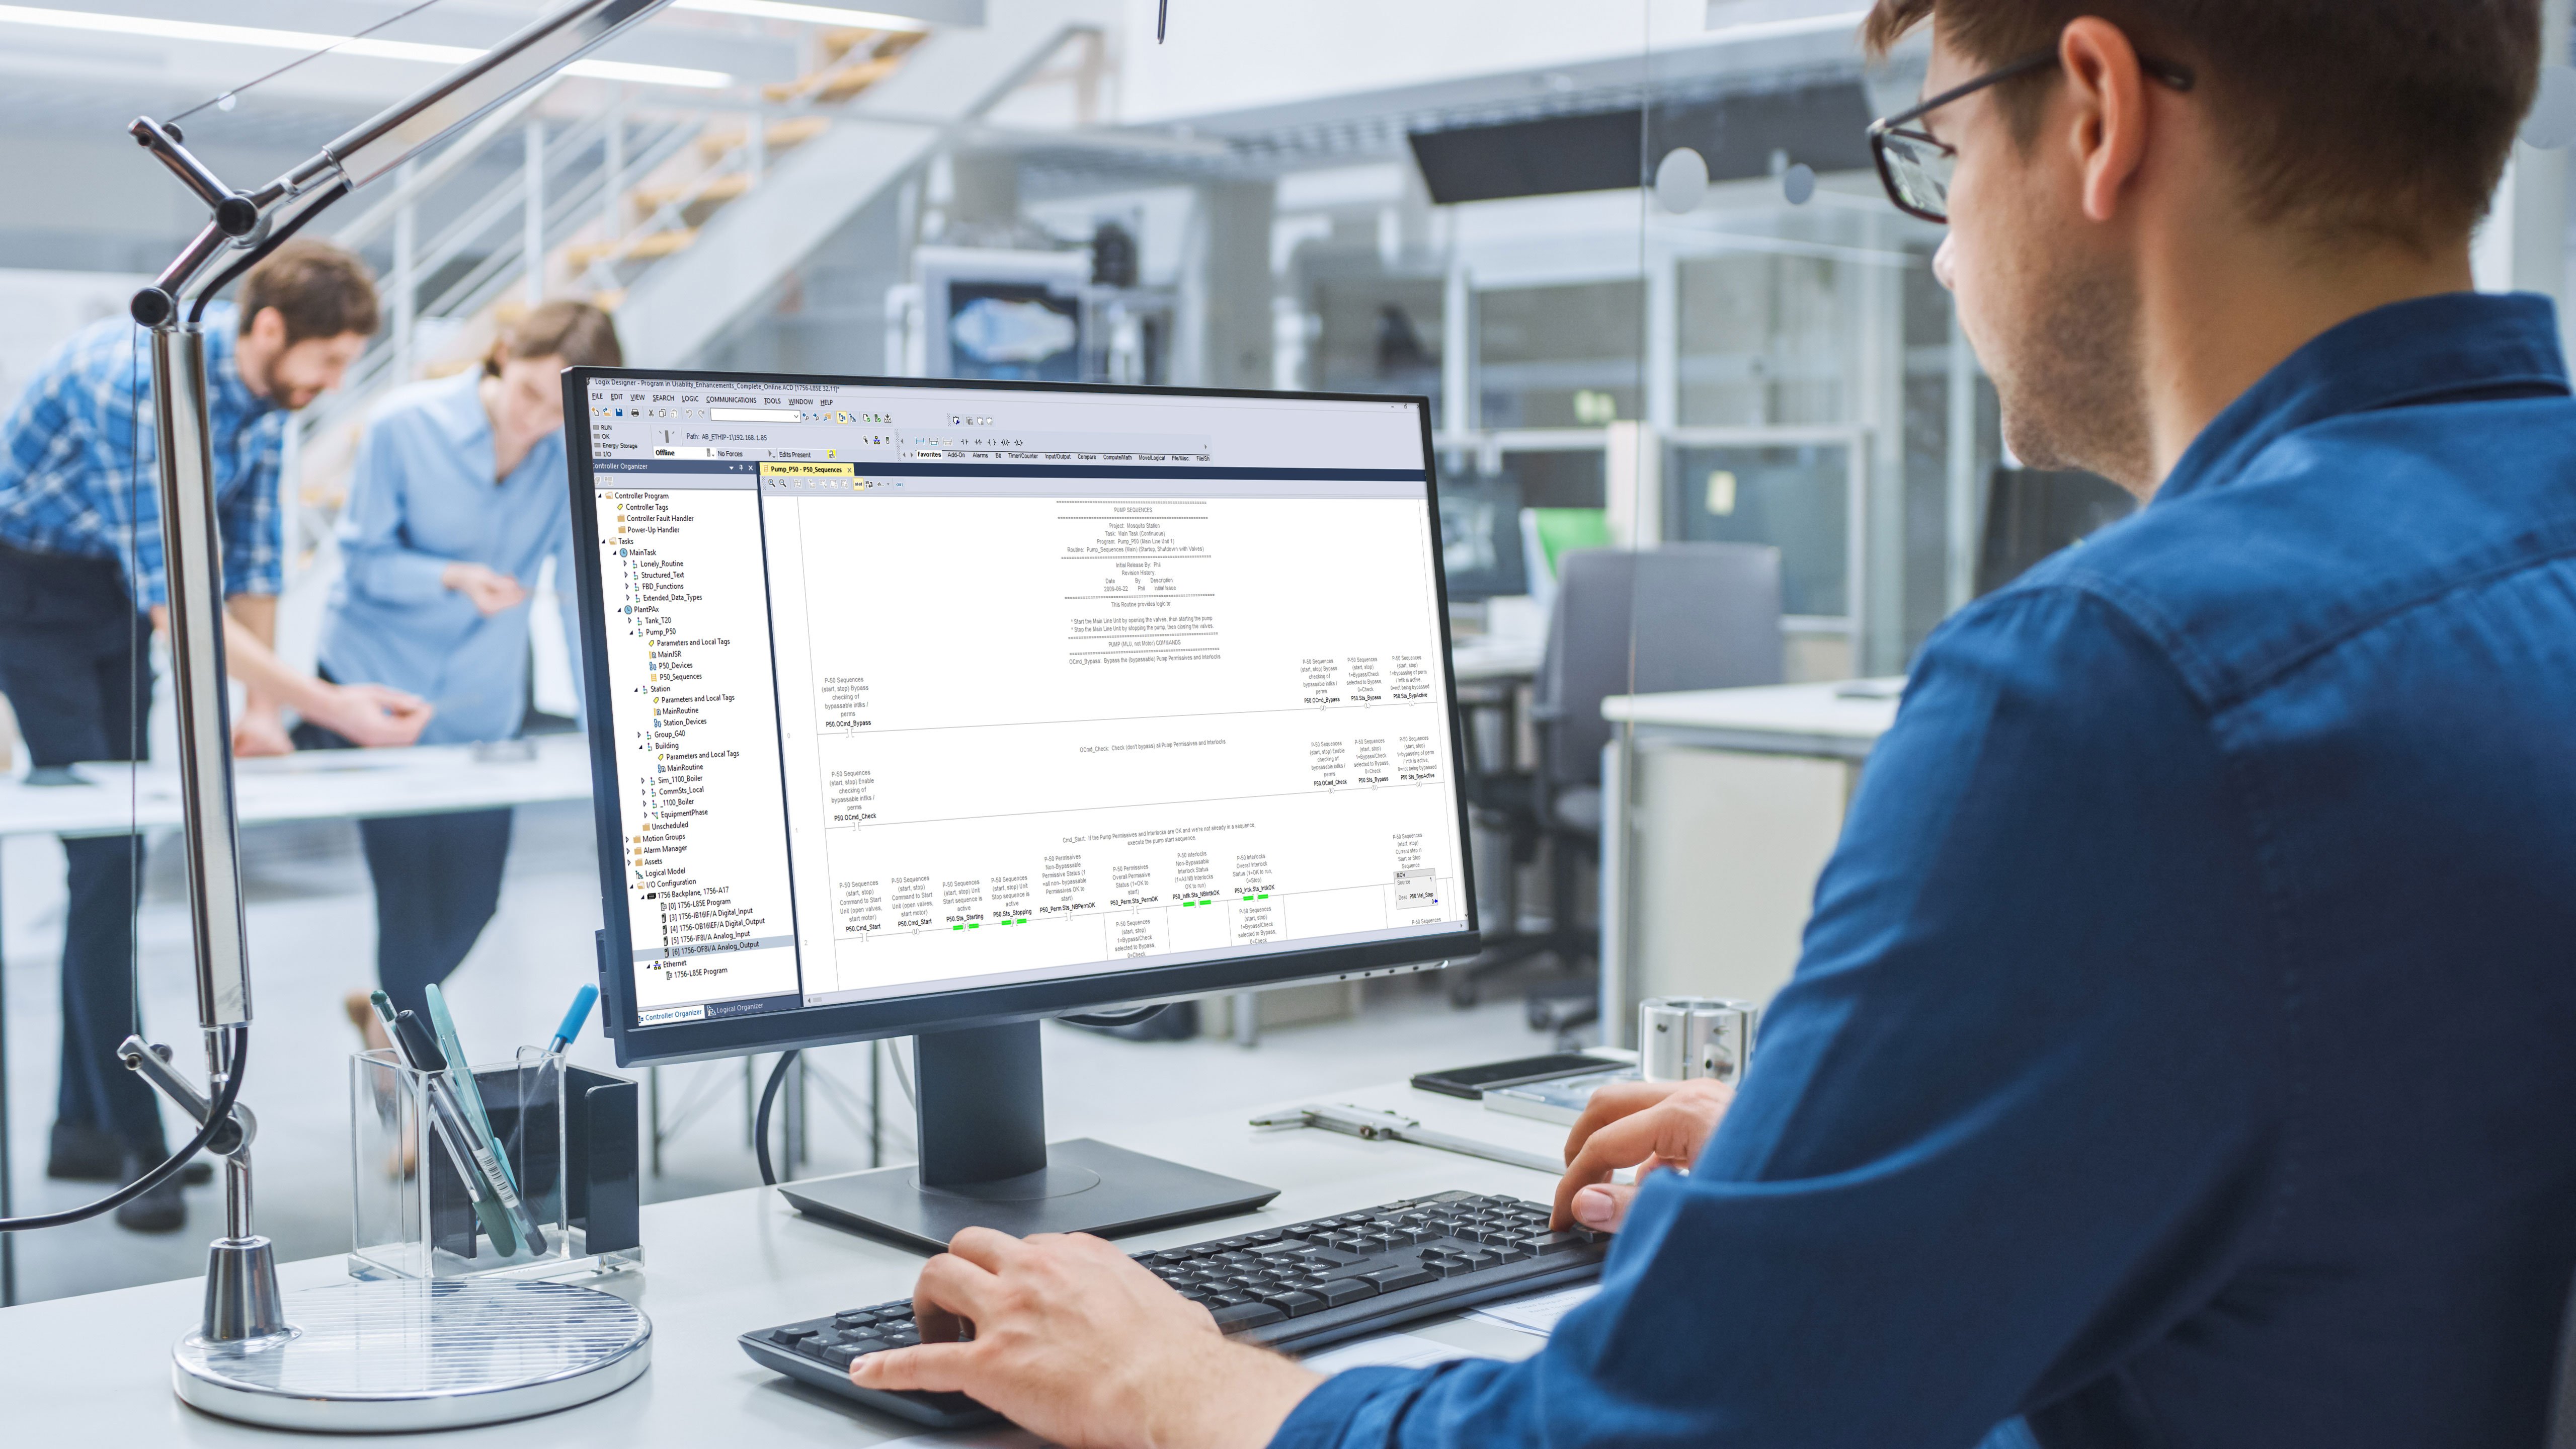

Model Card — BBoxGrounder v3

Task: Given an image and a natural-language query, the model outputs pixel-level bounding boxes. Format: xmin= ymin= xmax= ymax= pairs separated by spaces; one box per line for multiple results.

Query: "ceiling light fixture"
xmin=670 ymin=0 xmax=930 ymax=31
xmin=0 ymin=4 xmax=732 ymax=88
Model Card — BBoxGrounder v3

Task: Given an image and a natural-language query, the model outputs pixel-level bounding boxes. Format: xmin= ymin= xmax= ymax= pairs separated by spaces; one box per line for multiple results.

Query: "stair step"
xmin=765 ymin=53 xmax=902 ymax=105
xmin=565 ymin=228 xmax=698 ymax=269
xmin=696 ymin=115 xmax=830 ymax=161
xmin=630 ymin=171 xmax=753 ymax=214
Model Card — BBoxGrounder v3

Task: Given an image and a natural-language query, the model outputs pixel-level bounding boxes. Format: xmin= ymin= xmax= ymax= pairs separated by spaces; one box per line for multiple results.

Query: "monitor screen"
xmin=567 ymin=372 xmax=1477 ymax=1063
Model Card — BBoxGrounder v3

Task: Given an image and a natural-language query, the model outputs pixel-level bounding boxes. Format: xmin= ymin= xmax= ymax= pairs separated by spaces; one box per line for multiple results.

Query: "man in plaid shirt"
xmin=0 ymin=239 xmax=430 ymax=1233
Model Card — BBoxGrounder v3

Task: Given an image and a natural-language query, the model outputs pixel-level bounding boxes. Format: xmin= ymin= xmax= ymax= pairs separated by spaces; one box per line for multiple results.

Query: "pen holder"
xmin=348 ymin=1048 xmax=643 ymax=1282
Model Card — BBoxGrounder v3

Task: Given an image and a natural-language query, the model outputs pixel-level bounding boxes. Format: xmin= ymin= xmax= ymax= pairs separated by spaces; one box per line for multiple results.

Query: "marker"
xmin=548 ymin=984 xmax=599 ymax=1056
xmin=424 ymin=984 xmax=516 ymax=1197
xmin=394 ymin=1009 xmax=546 ymax=1257
xmin=375 ymin=995 xmax=516 ymax=1257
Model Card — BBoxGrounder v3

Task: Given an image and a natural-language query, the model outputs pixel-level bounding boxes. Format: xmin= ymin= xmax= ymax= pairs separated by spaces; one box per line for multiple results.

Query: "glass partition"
xmin=0 ymin=0 xmax=2061 ymax=1302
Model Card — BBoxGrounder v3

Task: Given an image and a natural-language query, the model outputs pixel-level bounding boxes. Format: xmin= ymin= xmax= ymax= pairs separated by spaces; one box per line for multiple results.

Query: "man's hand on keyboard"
xmin=1551 ymin=1078 xmax=1734 ymax=1233
xmin=851 ymin=1225 xmax=1322 ymax=1448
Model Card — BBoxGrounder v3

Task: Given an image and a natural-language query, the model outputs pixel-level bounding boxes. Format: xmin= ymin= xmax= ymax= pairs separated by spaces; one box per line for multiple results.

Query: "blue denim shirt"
xmin=0 ymin=302 xmax=282 ymax=608
xmin=1275 ymin=291 xmax=2576 ymax=1449
xmin=319 ymin=372 xmax=581 ymax=744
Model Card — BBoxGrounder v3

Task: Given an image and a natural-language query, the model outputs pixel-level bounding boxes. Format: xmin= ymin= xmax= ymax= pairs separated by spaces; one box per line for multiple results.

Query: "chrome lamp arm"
xmin=119 ymin=0 xmax=674 ymax=1346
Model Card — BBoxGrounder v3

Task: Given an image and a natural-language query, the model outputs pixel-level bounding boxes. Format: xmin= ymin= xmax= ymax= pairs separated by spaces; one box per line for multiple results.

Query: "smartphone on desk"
xmin=1412 ymin=1053 xmax=1620 ymax=1100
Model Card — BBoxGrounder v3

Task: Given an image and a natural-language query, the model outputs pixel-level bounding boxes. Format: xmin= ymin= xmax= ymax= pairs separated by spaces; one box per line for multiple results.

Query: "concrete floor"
xmin=2 ymin=799 xmax=1563 ymax=1305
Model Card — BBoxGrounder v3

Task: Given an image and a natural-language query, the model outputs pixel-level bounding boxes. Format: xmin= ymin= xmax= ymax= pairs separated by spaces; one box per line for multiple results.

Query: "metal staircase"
xmin=295 ymin=0 xmax=1112 ymax=504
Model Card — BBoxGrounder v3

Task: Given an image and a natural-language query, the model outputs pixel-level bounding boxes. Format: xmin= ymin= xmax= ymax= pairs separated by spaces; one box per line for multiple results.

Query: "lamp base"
xmin=172 ymin=1278 xmax=650 ymax=1432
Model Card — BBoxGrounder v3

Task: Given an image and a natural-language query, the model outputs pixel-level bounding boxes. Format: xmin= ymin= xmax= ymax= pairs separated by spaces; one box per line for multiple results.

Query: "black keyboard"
xmin=739 ymin=1189 xmax=1610 ymax=1429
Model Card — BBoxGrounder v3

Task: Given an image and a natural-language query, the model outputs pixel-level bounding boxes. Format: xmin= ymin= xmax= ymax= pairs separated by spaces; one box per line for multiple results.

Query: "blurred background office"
xmin=2 ymin=0 xmax=2566 ymax=1303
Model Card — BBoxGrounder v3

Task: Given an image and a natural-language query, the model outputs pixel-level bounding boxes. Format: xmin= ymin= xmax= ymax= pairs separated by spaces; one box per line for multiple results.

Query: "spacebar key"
xmin=1363 ymin=1264 xmax=1437 ymax=1292
xmin=1210 ymin=1301 xmax=1287 ymax=1333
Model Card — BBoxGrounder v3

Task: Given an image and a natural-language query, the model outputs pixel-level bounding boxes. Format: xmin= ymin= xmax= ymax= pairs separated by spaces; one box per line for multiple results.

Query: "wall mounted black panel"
xmin=1408 ymin=80 xmax=1878 ymax=205
xmin=1409 ymin=109 xmax=1644 ymax=205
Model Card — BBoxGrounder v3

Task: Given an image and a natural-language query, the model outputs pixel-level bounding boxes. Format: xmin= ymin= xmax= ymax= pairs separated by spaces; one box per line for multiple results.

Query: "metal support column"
xmin=1945 ymin=310 xmax=1982 ymax=610
xmin=601 ymin=94 xmax=625 ymax=244
xmin=524 ymin=120 xmax=547 ymax=305
xmin=392 ymin=164 xmax=417 ymax=381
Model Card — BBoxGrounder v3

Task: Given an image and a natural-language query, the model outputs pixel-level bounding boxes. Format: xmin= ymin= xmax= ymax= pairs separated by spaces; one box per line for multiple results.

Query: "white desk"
xmin=1447 ymin=636 xmax=1544 ymax=686
xmin=1596 ymin=682 xmax=1900 ymax=1044
xmin=0 ymin=1083 xmax=1564 ymax=1443
xmin=0 ymin=733 xmax=596 ymax=840
xmin=0 ymin=735 xmax=597 ymax=1304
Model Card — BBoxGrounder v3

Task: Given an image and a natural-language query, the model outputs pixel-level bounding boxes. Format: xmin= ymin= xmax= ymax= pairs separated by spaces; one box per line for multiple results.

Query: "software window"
xmin=580 ymin=380 xmax=1470 ymax=1026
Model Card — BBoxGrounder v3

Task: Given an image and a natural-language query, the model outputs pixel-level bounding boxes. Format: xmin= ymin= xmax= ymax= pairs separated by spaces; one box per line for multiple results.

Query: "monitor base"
xmin=778 ymin=1138 xmax=1276 ymax=1255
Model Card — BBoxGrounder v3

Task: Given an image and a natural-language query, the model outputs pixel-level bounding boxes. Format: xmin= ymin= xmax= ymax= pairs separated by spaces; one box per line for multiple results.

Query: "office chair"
xmin=1450 ymin=544 xmax=1786 ymax=1012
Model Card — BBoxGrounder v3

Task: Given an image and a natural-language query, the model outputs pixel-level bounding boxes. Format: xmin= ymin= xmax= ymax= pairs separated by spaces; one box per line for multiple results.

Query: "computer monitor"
xmin=565 ymin=369 xmax=1479 ymax=1250
xmin=1435 ymin=468 xmax=1527 ymax=601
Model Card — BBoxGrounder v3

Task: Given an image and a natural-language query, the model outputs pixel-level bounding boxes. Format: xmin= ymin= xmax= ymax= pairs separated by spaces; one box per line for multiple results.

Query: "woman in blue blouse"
xmin=297 ymin=301 xmax=621 ymax=1035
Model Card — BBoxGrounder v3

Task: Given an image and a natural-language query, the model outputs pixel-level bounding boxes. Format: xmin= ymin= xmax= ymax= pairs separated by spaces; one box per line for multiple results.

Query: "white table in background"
xmin=0 ymin=1081 xmax=1572 ymax=1444
xmin=0 ymin=734 xmax=596 ymax=1304
xmin=1596 ymin=681 xmax=1901 ymax=1045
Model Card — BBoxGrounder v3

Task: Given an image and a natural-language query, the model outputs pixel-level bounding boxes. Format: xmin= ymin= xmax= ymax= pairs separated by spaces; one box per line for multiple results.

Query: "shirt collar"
xmin=2157 ymin=291 xmax=2570 ymax=506
xmin=425 ymin=369 xmax=495 ymax=451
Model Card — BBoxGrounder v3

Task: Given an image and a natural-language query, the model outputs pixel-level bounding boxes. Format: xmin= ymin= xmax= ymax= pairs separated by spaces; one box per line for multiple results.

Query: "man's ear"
xmin=2057 ymin=17 xmax=2154 ymax=224
xmin=243 ymin=305 xmax=287 ymax=349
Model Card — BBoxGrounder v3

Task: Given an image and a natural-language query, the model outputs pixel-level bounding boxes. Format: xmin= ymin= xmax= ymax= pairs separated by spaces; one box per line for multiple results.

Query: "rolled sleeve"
xmin=554 ymin=515 xmax=587 ymax=728
xmin=1270 ymin=586 xmax=2285 ymax=1449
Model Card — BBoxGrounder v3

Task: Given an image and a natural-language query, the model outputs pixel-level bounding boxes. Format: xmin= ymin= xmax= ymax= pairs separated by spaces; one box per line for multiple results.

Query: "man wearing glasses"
xmin=848 ymin=4 xmax=2575 ymax=1445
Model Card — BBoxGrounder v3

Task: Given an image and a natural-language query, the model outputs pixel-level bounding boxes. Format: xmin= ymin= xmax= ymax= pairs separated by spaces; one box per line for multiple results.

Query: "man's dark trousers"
xmin=0 ymin=540 xmax=168 ymax=1157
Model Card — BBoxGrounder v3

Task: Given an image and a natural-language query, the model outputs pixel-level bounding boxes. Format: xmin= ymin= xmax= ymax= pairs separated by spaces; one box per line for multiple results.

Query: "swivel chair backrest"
xmin=1534 ymin=543 xmax=1787 ymax=790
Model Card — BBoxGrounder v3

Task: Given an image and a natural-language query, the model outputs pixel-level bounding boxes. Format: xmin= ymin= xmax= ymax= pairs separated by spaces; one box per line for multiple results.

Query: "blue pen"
xmin=548 ymin=984 xmax=600 ymax=1055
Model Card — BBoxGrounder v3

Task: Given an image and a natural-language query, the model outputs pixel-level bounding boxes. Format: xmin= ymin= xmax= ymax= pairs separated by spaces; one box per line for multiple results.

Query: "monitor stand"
xmin=776 ymin=1019 xmax=1278 ymax=1255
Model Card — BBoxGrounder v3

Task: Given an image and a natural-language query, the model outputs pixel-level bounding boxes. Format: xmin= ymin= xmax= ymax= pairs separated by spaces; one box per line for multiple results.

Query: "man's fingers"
xmin=1552 ymin=1105 xmax=1702 ymax=1227
xmin=1561 ymin=1080 xmax=1688 ymax=1165
xmin=1567 ymin=1181 xmax=1638 ymax=1232
xmin=945 ymin=1225 xmax=1034 ymax=1272
xmin=849 ymin=1341 xmax=980 ymax=1395
xmin=914 ymin=1249 xmax=1004 ymax=1325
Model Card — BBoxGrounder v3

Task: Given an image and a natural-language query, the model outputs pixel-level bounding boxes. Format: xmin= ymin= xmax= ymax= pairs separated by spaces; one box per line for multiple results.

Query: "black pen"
xmin=375 ymin=993 xmax=523 ymax=1256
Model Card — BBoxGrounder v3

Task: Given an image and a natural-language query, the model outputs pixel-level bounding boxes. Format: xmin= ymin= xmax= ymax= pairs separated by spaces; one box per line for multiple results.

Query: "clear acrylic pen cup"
xmin=348 ymin=1045 xmax=570 ymax=1280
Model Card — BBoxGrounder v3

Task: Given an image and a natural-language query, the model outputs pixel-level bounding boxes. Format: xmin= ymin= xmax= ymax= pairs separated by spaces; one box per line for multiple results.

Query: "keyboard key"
xmin=1313 ymin=1278 xmax=1379 ymax=1307
xmin=1490 ymin=1245 xmax=1531 ymax=1264
xmin=1427 ymin=1256 xmax=1477 ymax=1278
xmin=1521 ymin=1231 xmax=1594 ymax=1257
xmin=1456 ymin=1250 xmax=1500 ymax=1270
xmin=1364 ymin=1264 xmax=1437 ymax=1292
xmin=877 ymin=1329 xmax=920 ymax=1348
xmin=1260 ymin=1290 xmax=1326 ymax=1317
xmin=1211 ymin=1301 xmax=1287 ymax=1332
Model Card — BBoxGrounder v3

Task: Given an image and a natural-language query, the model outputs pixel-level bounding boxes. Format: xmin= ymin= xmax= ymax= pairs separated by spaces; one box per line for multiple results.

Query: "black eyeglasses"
xmin=1869 ymin=48 xmax=2197 ymax=224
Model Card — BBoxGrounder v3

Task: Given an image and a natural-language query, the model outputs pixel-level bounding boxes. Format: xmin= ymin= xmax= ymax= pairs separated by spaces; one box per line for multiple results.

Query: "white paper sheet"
xmin=1465 ymin=1282 xmax=1600 ymax=1338
xmin=1298 ymin=1331 xmax=1483 ymax=1376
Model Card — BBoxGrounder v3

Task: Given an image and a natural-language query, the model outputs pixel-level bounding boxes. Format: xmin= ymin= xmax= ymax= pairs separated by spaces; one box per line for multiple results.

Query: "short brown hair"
xmin=486 ymin=300 xmax=624 ymax=376
xmin=1862 ymin=1 xmax=2539 ymax=246
xmin=237 ymin=238 xmax=379 ymax=344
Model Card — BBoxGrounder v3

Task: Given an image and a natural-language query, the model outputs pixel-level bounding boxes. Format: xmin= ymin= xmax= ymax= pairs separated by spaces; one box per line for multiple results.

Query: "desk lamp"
xmin=80 ymin=0 xmax=675 ymax=1429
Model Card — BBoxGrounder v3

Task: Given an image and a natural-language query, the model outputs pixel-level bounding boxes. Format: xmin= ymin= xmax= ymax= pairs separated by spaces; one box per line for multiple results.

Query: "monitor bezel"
xmin=564 ymin=367 xmax=1482 ymax=1068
